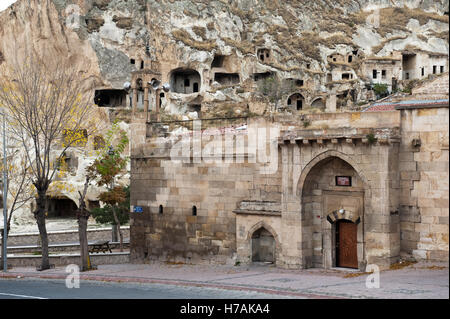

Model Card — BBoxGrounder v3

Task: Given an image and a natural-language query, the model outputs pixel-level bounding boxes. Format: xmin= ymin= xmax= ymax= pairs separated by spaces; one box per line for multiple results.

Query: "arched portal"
xmin=251 ymin=227 xmax=276 ymax=263
xmin=300 ymin=155 xmax=366 ymax=269
xmin=287 ymin=93 xmax=304 ymax=110
xmin=311 ymin=97 xmax=325 ymax=110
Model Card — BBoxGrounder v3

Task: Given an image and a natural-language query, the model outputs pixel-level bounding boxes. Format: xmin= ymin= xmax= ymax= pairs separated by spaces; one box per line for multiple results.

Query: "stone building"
xmin=129 ymin=75 xmax=448 ymax=270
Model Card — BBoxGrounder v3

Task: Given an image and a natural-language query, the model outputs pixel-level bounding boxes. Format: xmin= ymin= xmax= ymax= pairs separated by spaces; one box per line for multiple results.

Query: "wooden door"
xmin=336 ymin=220 xmax=358 ymax=268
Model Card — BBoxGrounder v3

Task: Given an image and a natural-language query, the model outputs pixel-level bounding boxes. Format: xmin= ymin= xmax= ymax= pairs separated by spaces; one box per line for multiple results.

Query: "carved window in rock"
xmin=170 ymin=69 xmax=201 ymax=94
xmin=94 ymin=89 xmax=127 ymax=107
xmin=257 ymin=48 xmax=270 ymax=63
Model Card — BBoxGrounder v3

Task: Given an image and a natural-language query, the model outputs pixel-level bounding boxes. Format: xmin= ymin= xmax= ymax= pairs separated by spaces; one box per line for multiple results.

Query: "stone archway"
xmin=247 ymin=221 xmax=281 ymax=265
xmin=298 ymin=152 xmax=368 ymax=270
xmin=311 ymin=97 xmax=325 ymax=110
xmin=287 ymin=93 xmax=305 ymax=110
xmin=251 ymin=227 xmax=275 ymax=263
xmin=169 ymin=68 xmax=201 ymax=94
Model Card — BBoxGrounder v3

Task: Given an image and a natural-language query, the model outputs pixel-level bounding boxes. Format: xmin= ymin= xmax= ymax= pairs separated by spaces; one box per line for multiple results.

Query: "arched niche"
xmin=169 ymin=68 xmax=201 ymax=94
xmin=287 ymin=93 xmax=305 ymax=110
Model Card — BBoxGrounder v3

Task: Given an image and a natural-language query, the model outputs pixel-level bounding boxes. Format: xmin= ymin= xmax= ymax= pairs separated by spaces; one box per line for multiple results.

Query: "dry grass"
xmin=368 ymin=8 xmax=448 ymax=37
xmin=221 ymin=37 xmax=254 ymax=55
xmin=371 ymin=35 xmax=409 ymax=54
xmin=192 ymin=26 xmax=207 ymax=39
xmin=430 ymin=30 xmax=449 ymax=42
xmin=389 ymin=260 xmax=417 ymax=270
xmin=171 ymin=29 xmax=217 ymax=51
xmin=420 ymin=265 xmax=447 ymax=270
xmin=343 ymin=271 xmax=372 ymax=278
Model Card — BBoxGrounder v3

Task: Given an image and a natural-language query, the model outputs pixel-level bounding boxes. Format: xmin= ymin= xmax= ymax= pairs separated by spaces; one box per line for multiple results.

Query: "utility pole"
xmin=1 ymin=109 xmax=8 ymax=272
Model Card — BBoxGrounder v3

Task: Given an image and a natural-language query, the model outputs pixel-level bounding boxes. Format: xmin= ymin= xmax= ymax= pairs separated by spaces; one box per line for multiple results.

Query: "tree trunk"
xmin=77 ymin=177 xmax=92 ymax=271
xmin=111 ymin=224 xmax=118 ymax=242
xmin=0 ymin=218 xmax=11 ymax=271
xmin=35 ymin=192 xmax=50 ymax=270
xmin=112 ymin=207 xmax=123 ymax=252
xmin=78 ymin=214 xmax=91 ymax=271
xmin=0 ymin=234 xmax=4 ymax=271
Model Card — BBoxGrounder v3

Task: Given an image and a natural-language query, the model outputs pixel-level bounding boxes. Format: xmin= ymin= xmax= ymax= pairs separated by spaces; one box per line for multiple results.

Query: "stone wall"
xmin=130 ymin=107 xmax=448 ymax=269
xmin=398 ymin=105 xmax=449 ymax=261
xmin=130 ymin=120 xmax=283 ymax=264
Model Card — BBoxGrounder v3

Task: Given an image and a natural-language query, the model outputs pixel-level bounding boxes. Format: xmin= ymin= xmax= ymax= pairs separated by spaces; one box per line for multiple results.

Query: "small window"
xmin=348 ymin=55 xmax=353 ymax=63
xmin=193 ymin=82 xmax=199 ymax=93
xmin=296 ymin=100 xmax=302 ymax=110
xmin=130 ymin=59 xmax=135 ymax=65
xmin=440 ymin=66 xmax=444 ymax=73
xmin=306 ymin=63 xmax=310 ymax=69
xmin=184 ymin=78 xmax=190 ymax=87
xmin=296 ymin=79 xmax=304 ymax=86
xmin=333 ymin=58 xmax=336 ymax=62
xmin=433 ymin=65 xmax=437 ymax=74
xmin=336 ymin=176 xmax=352 ymax=186
xmin=287 ymin=98 xmax=292 ymax=105
xmin=373 ymin=70 xmax=377 ymax=79
xmin=382 ymin=70 xmax=386 ymax=79
xmin=192 ymin=206 xmax=197 ymax=216
xmin=421 ymin=67 xmax=424 ymax=76
xmin=211 ymin=55 xmax=225 ymax=68
xmin=342 ymin=73 xmax=350 ymax=80
xmin=405 ymin=72 xmax=409 ymax=80
xmin=159 ymin=205 xmax=163 ymax=214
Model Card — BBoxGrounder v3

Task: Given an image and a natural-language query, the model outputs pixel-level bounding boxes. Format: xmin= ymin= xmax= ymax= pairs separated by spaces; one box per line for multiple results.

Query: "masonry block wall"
xmin=130 ymin=108 xmax=448 ymax=268
xmin=130 ymin=124 xmax=284 ymax=264
xmin=398 ymin=106 xmax=449 ymax=261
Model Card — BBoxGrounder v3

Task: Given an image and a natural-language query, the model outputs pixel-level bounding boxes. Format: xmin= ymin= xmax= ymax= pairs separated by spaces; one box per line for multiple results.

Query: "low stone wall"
xmin=7 ymin=227 xmax=130 ymax=246
xmin=8 ymin=241 xmax=130 ymax=254
xmin=6 ymin=252 xmax=130 ymax=268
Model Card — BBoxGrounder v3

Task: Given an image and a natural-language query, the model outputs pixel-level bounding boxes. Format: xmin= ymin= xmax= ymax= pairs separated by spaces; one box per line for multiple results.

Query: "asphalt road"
xmin=0 ymin=278 xmax=294 ymax=299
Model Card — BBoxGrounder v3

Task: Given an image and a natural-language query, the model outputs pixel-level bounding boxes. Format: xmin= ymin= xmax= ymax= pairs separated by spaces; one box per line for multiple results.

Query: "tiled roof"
xmin=363 ymin=99 xmax=449 ymax=112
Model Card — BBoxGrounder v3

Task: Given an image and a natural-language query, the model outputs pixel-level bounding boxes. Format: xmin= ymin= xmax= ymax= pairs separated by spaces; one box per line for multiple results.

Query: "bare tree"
xmin=0 ymin=52 xmax=96 ymax=270
xmin=0 ymin=135 xmax=34 ymax=270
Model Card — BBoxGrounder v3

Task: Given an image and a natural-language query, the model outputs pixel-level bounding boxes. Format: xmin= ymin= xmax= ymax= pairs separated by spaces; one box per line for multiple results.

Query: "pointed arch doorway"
xmin=300 ymin=154 xmax=367 ymax=270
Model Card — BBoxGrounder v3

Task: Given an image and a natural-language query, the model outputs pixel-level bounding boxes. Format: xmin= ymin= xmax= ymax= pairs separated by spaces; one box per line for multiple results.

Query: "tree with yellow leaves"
xmin=0 ymin=52 xmax=96 ymax=270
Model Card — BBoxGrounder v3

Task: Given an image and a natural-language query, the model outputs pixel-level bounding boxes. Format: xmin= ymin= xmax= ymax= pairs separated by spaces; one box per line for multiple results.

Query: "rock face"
xmin=1 ymin=0 xmax=448 ymax=116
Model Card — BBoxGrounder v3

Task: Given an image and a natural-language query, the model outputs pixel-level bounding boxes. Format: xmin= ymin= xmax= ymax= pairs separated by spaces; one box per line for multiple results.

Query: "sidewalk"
xmin=0 ymin=261 xmax=448 ymax=299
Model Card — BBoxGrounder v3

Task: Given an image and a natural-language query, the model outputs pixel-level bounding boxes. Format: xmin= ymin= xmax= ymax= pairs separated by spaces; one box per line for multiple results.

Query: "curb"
xmin=0 ymin=272 xmax=345 ymax=299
